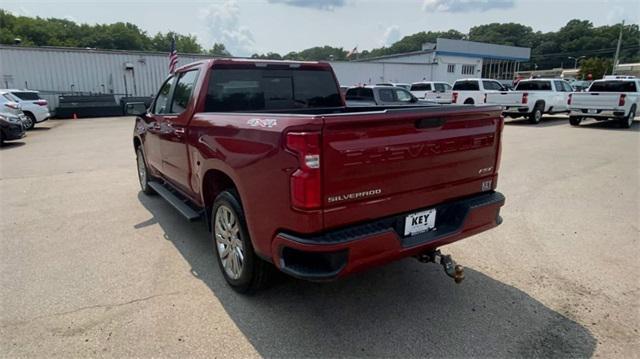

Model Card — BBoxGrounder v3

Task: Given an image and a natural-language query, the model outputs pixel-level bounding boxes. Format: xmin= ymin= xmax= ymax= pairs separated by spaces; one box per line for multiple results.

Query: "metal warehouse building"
xmin=0 ymin=38 xmax=530 ymax=114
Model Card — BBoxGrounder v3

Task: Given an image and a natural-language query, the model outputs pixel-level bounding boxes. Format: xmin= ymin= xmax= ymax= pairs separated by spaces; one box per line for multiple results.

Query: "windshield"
xmin=588 ymin=81 xmax=637 ymax=92
xmin=515 ymin=81 xmax=552 ymax=91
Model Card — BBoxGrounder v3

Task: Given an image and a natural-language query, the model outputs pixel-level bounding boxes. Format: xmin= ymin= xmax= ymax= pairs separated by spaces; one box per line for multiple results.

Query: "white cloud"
xmin=380 ymin=25 xmax=401 ymax=47
xmin=422 ymin=0 xmax=515 ymax=13
xmin=268 ymin=0 xmax=347 ymax=11
xmin=201 ymin=0 xmax=255 ymax=57
xmin=606 ymin=5 xmax=639 ymax=25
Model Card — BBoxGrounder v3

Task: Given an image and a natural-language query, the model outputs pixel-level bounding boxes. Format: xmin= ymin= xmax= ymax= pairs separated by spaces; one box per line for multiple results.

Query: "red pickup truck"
xmin=129 ymin=58 xmax=505 ymax=293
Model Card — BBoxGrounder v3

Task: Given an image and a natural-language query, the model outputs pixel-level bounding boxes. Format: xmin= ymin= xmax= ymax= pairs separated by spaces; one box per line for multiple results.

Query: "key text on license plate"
xmin=404 ymin=208 xmax=436 ymax=236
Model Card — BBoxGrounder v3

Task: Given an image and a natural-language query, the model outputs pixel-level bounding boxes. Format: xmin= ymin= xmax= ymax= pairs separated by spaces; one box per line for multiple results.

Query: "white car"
xmin=568 ymin=78 xmax=639 ymax=128
xmin=485 ymin=78 xmax=573 ymax=124
xmin=0 ymin=93 xmax=29 ymax=126
xmin=410 ymin=82 xmax=453 ymax=104
xmin=451 ymin=78 xmax=509 ymax=105
xmin=1 ymin=90 xmax=50 ymax=130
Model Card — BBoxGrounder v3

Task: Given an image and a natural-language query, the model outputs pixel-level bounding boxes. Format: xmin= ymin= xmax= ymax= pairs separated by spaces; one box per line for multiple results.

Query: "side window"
xmin=553 ymin=81 xmax=566 ymax=92
xmin=482 ymin=81 xmax=502 ymax=91
xmin=443 ymin=83 xmax=452 ymax=91
xmin=434 ymin=83 xmax=445 ymax=92
xmin=394 ymin=89 xmax=413 ymax=102
xmin=171 ymin=70 xmax=200 ymax=114
xmin=563 ymin=82 xmax=574 ymax=92
xmin=154 ymin=76 xmax=175 ymax=114
xmin=378 ymin=88 xmax=394 ymax=102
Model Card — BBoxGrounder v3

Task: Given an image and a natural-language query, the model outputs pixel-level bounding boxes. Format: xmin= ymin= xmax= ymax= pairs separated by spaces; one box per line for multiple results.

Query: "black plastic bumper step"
xmin=148 ymin=181 xmax=202 ymax=221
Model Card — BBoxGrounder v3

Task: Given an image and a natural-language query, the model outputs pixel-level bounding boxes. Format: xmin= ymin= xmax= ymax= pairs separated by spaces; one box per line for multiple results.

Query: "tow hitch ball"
xmin=417 ymin=250 xmax=465 ymax=284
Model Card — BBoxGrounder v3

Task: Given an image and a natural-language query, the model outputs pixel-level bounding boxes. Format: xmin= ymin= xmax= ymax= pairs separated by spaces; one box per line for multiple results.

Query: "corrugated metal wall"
xmin=0 ymin=46 xmax=209 ymax=109
xmin=0 ymin=45 xmax=434 ymax=111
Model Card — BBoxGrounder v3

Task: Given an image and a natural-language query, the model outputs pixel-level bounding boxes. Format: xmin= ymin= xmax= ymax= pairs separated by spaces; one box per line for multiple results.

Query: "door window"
xmin=434 ymin=83 xmax=446 ymax=92
xmin=482 ymin=81 xmax=503 ymax=91
xmin=378 ymin=88 xmax=395 ymax=102
xmin=394 ymin=89 xmax=413 ymax=102
xmin=154 ymin=76 xmax=175 ymax=114
xmin=554 ymin=80 xmax=567 ymax=92
xmin=170 ymin=70 xmax=200 ymax=114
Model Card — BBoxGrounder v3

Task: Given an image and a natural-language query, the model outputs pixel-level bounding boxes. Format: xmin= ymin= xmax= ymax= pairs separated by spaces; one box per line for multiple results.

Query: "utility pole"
xmin=612 ymin=20 xmax=624 ymax=75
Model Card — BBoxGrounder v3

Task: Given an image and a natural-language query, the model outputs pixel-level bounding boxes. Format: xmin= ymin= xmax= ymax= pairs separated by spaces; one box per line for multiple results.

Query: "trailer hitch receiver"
xmin=417 ymin=250 xmax=465 ymax=284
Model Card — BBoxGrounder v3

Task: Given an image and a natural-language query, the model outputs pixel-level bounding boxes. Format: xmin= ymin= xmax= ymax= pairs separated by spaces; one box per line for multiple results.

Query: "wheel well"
xmin=23 ymin=110 xmax=34 ymax=117
xmin=534 ymin=100 xmax=545 ymax=110
xmin=464 ymin=98 xmax=474 ymax=104
xmin=202 ymin=170 xmax=238 ymax=229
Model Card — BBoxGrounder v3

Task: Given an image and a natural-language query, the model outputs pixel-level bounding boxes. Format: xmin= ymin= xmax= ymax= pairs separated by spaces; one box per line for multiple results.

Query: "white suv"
xmin=410 ymin=82 xmax=453 ymax=104
xmin=1 ymin=90 xmax=50 ymax=129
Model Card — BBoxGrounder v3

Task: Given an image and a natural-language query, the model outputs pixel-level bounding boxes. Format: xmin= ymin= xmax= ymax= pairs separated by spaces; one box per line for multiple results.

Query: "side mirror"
xmin=125 ymin=102 xmax=147 ymax=116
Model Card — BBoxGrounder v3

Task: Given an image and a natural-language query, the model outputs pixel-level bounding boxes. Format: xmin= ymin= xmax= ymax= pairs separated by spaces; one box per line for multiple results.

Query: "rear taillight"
xmin=522 ymin=92 xmax=528 ymax=104
xmin=4 ymin=102 xmax=19 ymax=110
xmin=619 ymin=94 xmax=626 ymax=106
xmin=567 ymin=94 xmax=572 ymax=105
xmin=35 ymin=99 xmax=48 ymax=106
xmin=286 ymin=131 xmax=321 ymax=210
xmin=452 ymin=92 xmax=458 ymax=103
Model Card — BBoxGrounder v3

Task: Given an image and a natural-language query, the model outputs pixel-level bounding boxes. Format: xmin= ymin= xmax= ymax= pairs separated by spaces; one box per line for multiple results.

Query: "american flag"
xmin=168 ymin=38 xmax=178 ymax=74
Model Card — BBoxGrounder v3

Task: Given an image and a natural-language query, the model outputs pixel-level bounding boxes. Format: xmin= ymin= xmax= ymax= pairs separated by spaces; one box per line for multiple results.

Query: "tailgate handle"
xmin=416 ymin=118 xmax=446 ymax=129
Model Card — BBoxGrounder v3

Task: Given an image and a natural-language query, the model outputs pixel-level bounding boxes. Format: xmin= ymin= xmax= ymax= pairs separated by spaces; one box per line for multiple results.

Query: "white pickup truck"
xmin=410 ymin=81 xmax=453 ymax=104
xmin=568 ymin=78 xmax=639 ymax=128
xmin=451 ymin=78 xmax=508 ymax=106
xmin=485 ymin=78 xmax=573 ymax=124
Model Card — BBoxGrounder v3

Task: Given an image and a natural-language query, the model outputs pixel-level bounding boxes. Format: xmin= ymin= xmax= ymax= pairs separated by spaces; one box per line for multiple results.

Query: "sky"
xmin=3 ymin=0 xmax=639 ymax=56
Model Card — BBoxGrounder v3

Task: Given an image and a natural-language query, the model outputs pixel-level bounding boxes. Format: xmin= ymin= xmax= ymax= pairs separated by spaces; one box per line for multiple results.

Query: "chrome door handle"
xmin=174 ymin=128 xmax=185 ymax=135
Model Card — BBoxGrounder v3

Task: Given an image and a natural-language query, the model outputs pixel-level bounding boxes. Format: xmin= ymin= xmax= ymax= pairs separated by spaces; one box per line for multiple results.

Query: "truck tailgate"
xmin=486 ymin=91 xmax=524 ymax=106
xmin=321 ymin=106 xmax=503 ymax=229
xmin=571 ymin=92 xmax=621 ymax=109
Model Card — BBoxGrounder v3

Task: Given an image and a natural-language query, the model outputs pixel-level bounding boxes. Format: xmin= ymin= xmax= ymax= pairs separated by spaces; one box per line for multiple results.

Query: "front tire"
xmin=569 ymin=116 xmax=582 ymax=126
xmin=136 ymin=147 xmax=155 ymax=195
xmin=24 ymin=113 xmax=36 ymax=130
xmin=212 ymin=191 xmax=273 ymax=293
xmin=620 ymin=106 xmax=635 ymax=129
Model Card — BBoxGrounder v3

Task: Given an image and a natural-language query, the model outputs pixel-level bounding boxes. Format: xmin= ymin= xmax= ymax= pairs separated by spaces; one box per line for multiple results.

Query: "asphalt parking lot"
xmin=1 ymin=115 xmax=638 ymax=357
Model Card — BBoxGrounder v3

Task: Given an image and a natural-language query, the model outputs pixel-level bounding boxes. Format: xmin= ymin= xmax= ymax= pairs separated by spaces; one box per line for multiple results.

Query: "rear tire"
xmin=569 ymin=116 xmax=582 ymax=126
xmin=136 ymin=147 xmax=155 ymax=195
xmin=212 ymin=190 xmax=274 ymax=294
xmin=529 ymin=103 xmax=544 ymax=124
xmin=620 ymin=106 xmax=635 ymax=129
xmin=24 ymin=113 xmax=36 ymax=130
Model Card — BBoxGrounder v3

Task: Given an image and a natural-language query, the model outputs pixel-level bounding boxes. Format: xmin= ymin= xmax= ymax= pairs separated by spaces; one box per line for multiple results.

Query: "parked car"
xmin=451 ymin=78 xmax=509 ymax=105
xmin=129 ymin=59 xmax=505 ymax=293
xmin=376 ymin=82 xmax=411 ymax=90
xmin=1 ymin=90 xmax=50 ymax=130
xmin=0 ymin=114 xmax=26 ymax=145
xmin=345 ymin=85 xmax=431 ymax=107
xmin=410 ymin=81 xmax=453 ymax=104
xmin=485 ymin=78 xmax=573 ymax=124
xmin=568 ymin=78 xmax=639 ymax=128
xmin=0 ymin=93 xmax=30 ymax=127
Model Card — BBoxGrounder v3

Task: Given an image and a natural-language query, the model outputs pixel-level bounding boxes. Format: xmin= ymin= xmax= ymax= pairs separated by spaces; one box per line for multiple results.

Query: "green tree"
xmin=151 ymin=32 xmax=202 ymax=53
xmin=208 ymin=43 xmax=232 ymax=56
xmin=579 ymin=58 xmax=613 ymax=80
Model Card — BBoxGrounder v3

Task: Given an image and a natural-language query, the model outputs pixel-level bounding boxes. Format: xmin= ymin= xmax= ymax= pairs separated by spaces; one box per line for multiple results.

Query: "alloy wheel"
xmin=215 ymin=205 xmax=245 ymax=280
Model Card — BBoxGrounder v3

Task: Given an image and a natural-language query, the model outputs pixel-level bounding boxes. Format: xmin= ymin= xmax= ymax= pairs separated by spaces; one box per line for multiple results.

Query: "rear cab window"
xmin=453 ymin=80 xmax=480 ymax=91
xmin=345 ymin=87 xmax=374 ymax=101
xmin=515 ymin=81 xmax=552 ymax=91
xmin=588 ymin=81 xmax=638 ymax=92
xmin=410 ymin=83 xmax=432 ymax=91
xmin=205 ymin=67 xmax=342 ymax=112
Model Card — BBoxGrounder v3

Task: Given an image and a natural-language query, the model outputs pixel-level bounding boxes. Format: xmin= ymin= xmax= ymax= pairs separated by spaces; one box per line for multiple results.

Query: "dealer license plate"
xmin=404 ymin=208 xmax=436 ymax=236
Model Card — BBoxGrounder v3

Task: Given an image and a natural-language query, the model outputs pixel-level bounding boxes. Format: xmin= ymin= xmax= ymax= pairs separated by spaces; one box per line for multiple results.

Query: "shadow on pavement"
xmin=505 ymin=116 xmax=569 ymax=128
xmin=574 ymin=119 xmax=639 ymax=132
xmin=0 ymin=141 xmax=26 ymax=150
xmin=136 ymin=192 xmax=596 ymax=358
